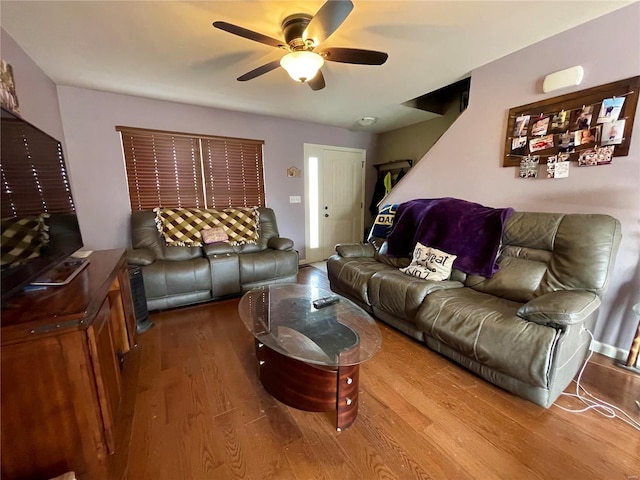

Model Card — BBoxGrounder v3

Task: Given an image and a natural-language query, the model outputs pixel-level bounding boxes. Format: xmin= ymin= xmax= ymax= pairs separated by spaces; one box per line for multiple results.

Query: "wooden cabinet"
xmin=1 ymin=249 xmax=136 ymax=480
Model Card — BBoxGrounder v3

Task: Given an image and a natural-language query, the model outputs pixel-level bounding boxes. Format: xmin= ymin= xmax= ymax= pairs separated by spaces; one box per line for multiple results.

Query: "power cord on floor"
xmin=554 ymin=327 xmax=640 ymax=432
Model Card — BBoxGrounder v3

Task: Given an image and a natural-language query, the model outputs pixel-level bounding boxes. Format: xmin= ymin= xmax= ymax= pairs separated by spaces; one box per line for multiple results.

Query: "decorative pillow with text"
xmin=400 ymin=243 xmax=457 ymax=281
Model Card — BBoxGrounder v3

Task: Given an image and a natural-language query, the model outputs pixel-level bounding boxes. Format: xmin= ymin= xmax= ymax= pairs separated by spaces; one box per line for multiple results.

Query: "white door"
xmin=304 ymin=144 xmax=365 ymax=262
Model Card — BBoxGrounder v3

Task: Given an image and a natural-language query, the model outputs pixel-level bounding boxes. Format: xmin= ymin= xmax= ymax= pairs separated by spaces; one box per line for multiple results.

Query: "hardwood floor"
xmin=111 ymin=266 xmax=640 ymax=479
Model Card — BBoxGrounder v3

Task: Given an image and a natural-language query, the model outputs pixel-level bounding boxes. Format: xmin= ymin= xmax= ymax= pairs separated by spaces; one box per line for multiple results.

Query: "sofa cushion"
xmin=239 ymin=249 xmax=298 ymax=285
xmin=141 ymin=257 xmax=212 ymax=299
xmin=400 ymin=243 xmax=457 ymax=281
xmin=465 ymin=253 xmax=549 ymax=303
xmin=463 ymin=212 xmax=561 ymax=302
xmin=368 ymin=269 xmax=463 ymax=323
xmin=230 ymin=208 xmax=293 ymax=254
xmin=416 ymin=288 xmax=559 ymax=388
xmin=536 ymin=214 xmax=621 ymax=295
xmin=464 ymin=212 xmax=622 ymax=302
xmin=327 ymin=255 xmax=396 ymax=307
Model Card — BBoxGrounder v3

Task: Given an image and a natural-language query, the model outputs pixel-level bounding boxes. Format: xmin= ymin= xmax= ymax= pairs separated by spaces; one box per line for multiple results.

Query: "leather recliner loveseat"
xmin=327 ymin=205 xmax=621 ymax=408
xmin=128 ymin=207 xmax=298 ymax=311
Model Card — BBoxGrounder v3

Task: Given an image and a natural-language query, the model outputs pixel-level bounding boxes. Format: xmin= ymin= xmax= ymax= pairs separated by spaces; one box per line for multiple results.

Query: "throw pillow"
xmin=201 ymin=226 xmax=229 ymax=244
xmin=400 ymin=243 xmax=457 ymax=281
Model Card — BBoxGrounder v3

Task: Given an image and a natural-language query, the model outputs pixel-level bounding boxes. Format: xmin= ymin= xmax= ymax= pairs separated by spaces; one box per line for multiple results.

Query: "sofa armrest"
xmin=517 ymin=290 xmax=601 ymax=328
xmin=127 ymin=248 xmax=156 ymax=266
xmin=268 ymin=237 xmax=294 ymax=251
xmin=335 ymin=243 xmax=376 ymax=258
xmin=203 ymin=242 xmax=235 ymax=256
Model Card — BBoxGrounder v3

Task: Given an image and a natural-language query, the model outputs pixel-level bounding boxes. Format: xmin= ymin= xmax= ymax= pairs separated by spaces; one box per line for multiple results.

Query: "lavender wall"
xmin=56 ymin=86 xmax=377 ymax=260
xmin=384 ymin=4 xmax=640 ymax=352
xmin=2 ymin=24 xmax=377 ymax=262
xmin=0 ymin=28 xmax=65 ymax=144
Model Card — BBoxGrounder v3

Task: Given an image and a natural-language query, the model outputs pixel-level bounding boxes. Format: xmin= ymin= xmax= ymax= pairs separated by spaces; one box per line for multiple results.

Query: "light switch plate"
xmin=289 ymin=196 xmax=301 ymax=203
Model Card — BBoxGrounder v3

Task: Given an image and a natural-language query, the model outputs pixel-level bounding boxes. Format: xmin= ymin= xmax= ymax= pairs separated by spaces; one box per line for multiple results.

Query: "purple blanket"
xmin=386 ymin=198 xmax=514 ymax=278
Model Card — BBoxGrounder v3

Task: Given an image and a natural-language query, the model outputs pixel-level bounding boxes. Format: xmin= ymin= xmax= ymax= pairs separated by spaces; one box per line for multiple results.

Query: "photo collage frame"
xmin=503 ymin=76 xmax=639 ymax=171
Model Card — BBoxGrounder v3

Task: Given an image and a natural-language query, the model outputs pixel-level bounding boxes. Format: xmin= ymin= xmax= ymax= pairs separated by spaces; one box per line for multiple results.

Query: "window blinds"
xmin=117 ymin=126 xmax=265 ymax=211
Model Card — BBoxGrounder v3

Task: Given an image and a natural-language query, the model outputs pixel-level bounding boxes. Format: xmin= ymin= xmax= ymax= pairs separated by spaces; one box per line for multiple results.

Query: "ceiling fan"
xmin=213 ymin=0 xmax=388 ymax=91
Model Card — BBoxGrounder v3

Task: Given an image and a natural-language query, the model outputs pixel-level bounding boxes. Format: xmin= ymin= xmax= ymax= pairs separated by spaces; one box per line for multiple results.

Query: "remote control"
xmin=313 ymin=296 xmax=340 ymax=309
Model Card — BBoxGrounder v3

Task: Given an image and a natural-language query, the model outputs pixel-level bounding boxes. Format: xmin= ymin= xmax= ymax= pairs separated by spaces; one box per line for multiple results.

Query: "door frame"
xmin=303 ymin=143 xmax=366 ymax=264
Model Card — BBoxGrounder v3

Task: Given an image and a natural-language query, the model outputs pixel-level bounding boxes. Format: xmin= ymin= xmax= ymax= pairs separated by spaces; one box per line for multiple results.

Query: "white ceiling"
xmin=1 ymin=1 xmax=632 ymax=133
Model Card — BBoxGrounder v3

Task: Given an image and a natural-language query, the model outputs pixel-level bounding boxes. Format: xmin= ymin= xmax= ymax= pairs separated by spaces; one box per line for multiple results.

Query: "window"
xmin=308 ymin=155 xmax=319 ymax=249
xmin=117 ymin=126 xmax=265 ymax=211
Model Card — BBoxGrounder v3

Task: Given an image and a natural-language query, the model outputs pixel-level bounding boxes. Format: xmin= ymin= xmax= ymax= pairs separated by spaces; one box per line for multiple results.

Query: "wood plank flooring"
xmin=111 ymin=266 xmax=640 ymax=480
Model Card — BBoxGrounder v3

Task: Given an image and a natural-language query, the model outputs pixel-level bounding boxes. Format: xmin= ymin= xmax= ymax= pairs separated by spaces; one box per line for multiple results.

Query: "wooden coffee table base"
xmin=255 ymin=340 xmax=359 ymax=431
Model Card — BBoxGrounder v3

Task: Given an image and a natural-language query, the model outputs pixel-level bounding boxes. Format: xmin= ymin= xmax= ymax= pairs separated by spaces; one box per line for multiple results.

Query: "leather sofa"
xmin=127 ymin=208 xmax=298 ymax=311
xmin=327 ymin=210 xmax=621 ymax=407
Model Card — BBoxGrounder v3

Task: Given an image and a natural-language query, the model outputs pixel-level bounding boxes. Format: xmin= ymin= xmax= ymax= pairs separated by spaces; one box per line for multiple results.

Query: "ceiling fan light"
xmin=280 ymin=51 xmax=324 ymax=83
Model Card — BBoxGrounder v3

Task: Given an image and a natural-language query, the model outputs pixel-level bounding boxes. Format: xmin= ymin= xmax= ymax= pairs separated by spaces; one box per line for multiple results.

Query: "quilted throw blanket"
xmin=1 ymin=214 xmax=50 ymax=266
xmin=386 ymin=198 xmax=514 ymax=278
xmin=154 ymin=207 xmax=259 ymax=246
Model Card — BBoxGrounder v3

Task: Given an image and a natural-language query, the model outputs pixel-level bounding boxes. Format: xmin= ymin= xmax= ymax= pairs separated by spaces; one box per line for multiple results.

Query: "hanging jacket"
xmin=369 ymin=173 xmax=387 ymax=216
xmin=383 ymin=172 xmax=392 ymax=195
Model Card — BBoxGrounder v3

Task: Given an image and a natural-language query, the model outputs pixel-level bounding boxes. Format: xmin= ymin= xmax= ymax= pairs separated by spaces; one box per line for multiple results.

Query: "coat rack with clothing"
xmin=369 ymin=159 xmax=413 ymax=216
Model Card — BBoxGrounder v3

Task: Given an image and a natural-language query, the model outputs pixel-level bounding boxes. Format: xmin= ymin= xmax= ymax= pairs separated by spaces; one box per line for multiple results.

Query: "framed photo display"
xmin=503 ymin=76 xmax=639 ymax=166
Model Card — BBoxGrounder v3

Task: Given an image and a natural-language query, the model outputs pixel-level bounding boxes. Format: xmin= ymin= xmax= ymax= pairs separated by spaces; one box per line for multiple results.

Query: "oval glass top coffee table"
xmin=238 ymin=284 xmax=381 ymax=430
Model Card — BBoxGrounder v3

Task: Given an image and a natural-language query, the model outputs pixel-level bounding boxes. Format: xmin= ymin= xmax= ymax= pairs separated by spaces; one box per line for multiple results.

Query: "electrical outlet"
xmin=289 ymin=196 xmax=301 ymax=203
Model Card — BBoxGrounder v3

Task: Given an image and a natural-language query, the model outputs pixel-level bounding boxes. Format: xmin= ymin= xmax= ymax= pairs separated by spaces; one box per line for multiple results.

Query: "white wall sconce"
xmin=543 ymin=66 xmax=584 ymax=93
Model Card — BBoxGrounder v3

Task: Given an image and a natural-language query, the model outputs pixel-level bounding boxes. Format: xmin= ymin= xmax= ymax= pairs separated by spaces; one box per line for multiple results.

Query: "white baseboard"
xmin=591 ymin=340 xmax=629 ymax=362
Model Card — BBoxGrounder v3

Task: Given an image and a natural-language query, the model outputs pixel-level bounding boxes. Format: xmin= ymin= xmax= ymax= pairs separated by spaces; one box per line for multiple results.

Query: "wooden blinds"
xmin=117 ymin=126 xmax=265 ymax=211
xmin=119 ymin=129 xmax=204 ymax=210
xmin=201 ymin=137 xmax=264 ymax=209
xmin=1 ymin=119 xmax=75 ymax=218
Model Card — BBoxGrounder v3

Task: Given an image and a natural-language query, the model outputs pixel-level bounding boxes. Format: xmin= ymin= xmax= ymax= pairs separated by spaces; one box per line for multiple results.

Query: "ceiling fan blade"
xmin=320 ymin=47 xmax=388 ymax=65
xmin=307 ymin=70 xmax=326 ymax=91
xmin=303 ymin=0 xmax=354 ymax=46
xmin=213 ymin=21 xmax=285 ymax=48
xmin=237 ymin=60 xmax=282 ymax=81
